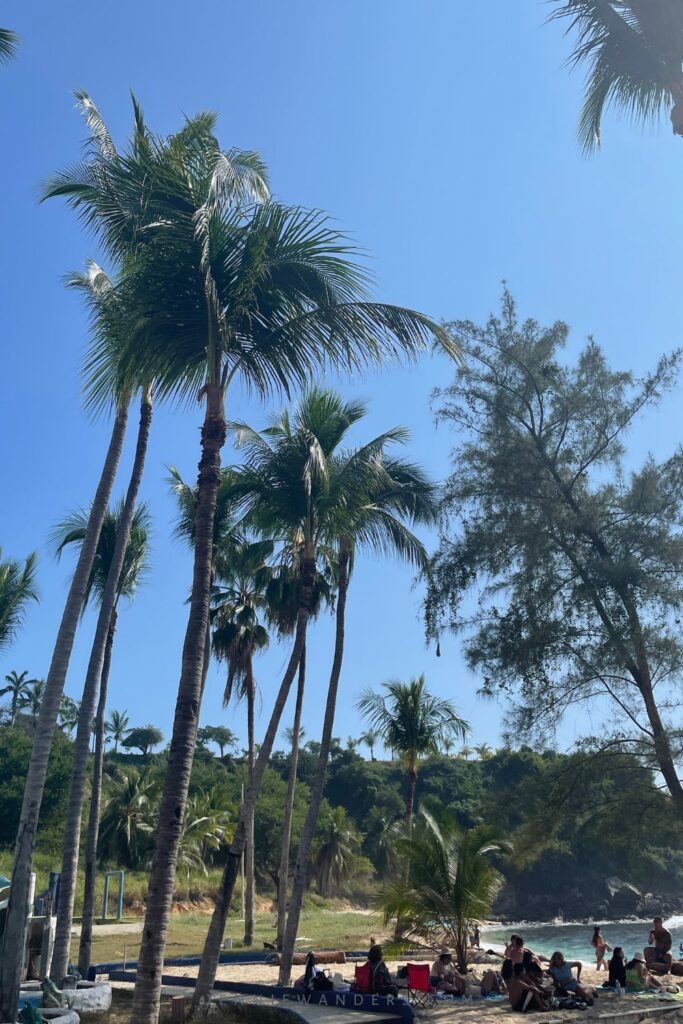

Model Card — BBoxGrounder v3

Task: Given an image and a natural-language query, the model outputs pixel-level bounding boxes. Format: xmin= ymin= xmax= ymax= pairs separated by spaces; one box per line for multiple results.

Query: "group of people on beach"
xmin=502 ymin=917 xmax=679 ymax=1013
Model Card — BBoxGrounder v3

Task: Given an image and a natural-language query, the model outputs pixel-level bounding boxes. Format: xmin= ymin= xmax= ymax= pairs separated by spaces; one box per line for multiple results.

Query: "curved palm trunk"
xmin=243 ymin=662 xmax=255 ymax=947
xmin=51 ymin=391 xmax=152 ymax=982
xmin=276 ymin=645 xmax=306 ymax=950
xmin=278 ymin=546 xmax=350 ymax=986
xmin=191 ymin=549 xmax=316 ymax=1016
xmin=132 ymin=385 xmax=225 ymax=1024
xmin=78 ymin=607 xmax=116 ymax=975
xmin=0 ymin=401 xmax=128 ymax=1021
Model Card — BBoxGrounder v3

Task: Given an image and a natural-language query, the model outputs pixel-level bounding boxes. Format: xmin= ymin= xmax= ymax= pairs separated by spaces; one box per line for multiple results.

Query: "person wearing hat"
xmin=430 ymin=947 xmax=467 ymax=995
xmin=625 ymin=953 xmax=664 ymax=992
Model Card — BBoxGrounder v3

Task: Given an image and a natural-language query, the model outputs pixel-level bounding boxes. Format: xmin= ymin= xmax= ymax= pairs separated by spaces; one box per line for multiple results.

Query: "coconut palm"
xmin=460 ymin=744 xmax=473 ymax=761
xmin=550 ymin=1 xmax=683 ymax=151
xmin=283 ymin=724 xmax=305 ymax=746
xmin=226 ymin=389 xmax=440 ymax=987
xmin=0 ymin=268 xmax=133 ymax=1015
xmin=0 ymin=671 xmax=34 ymax=727
xmin=177 ymin=789 xmax=234 ymax=880
xmin=105 ymin=709 xmax=130 ymax=753
xmin=97 ymin=767 xmax=157 ymax=869
xmin=474 ymin=743 xmax=493 ymax=761
xmin=314 ymin=807 xmax=360 ymax=898
xmin=18 ymin=679 xmax=45 ymax=732
xmin=50 ymin=501 xmax=150 ymax=978
xmin=58 ymin=696 xmax=80 ymax=737
xmin=211 ymin=539 xmax=272 ymax=946
xmin=49 ymin=98 xmax=452 ymax=1023
xmin=0 ymin=550 xmax=38 ymax=656
xmin=357 ymin=677 xmax=469 ymax=824
xmin=376 ymin=810 xmax=507 ymax=970
xmin=360 ymin=728 xmax=379 ymax=761
xmin=0 ymin=28 xmax=18 ymax=63
xmin=441 ymin=736 xmax=455 ymax=757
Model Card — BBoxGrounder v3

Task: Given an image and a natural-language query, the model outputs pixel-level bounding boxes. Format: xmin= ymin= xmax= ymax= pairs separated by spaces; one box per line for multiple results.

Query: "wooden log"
xmin=277 ymin=950 xmax=346 ymax=966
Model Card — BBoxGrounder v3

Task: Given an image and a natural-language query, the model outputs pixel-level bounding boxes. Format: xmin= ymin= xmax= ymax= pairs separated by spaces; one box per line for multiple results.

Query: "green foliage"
xmin=121 ymin=725 xmax=163 ymax=756
xmin=0 ymin=726 xmax=72 ymax=849
xmin=549 ymin=1 xmax=683 ymax=152
xmin=425 ymin=294 xmax=683 ymax=787
xmin=313 ymin=806 xmax=361 ymax=897
xmin=197 ymin=725 xmax=238 ymax=759
xmin=0 ymin=28 xmax=18 ymax=64
xmin=376 ymin=810 xmax=507 ymax=968
xmin=0 ymin=548 xmax=38 ymax=655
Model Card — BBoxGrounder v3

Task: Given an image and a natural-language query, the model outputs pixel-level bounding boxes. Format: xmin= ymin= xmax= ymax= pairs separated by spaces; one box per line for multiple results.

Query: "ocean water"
xmin=483 ymin=916 xmax=683 ymax=963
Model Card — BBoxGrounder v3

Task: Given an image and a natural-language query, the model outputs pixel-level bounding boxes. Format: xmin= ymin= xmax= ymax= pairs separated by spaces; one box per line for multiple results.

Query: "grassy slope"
xmin=81 ymin=906 xmax=383 ymax=964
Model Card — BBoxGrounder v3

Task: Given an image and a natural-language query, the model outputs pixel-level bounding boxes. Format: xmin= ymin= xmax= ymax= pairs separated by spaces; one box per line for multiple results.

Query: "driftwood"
xmin=277 ymin=950 xmax=346 ymax=966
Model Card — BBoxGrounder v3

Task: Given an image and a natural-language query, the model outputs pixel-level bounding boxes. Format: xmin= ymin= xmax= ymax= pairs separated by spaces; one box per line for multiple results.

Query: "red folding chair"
xmin=354 ymin=963 xmax=372 ymax=994
xmin=406 ymin=962 xmax=437 ymax=1008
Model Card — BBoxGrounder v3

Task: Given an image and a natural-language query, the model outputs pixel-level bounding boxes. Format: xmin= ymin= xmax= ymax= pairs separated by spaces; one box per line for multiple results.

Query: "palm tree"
xmin=376 ymin=810 xmax=507 ymax=971
xmin=474 ymin=743 xmax=493 ymax=761
xmin=49 ymin=98 xmax=453 ymax=1024
xmin=97 ymin=767 xmax=157 ymax=869
xmin=360 ymin=728 xmax=379 ymax=761
xmin=357 ymin=676 xmax=469 ymax=823
xmin=441 ymin=736 xmax=455 ymax=757
xmin=0 ymin=266 xmax=132 ymax=1016
xmin=211 ymin=539 xmax=272 ymax=946
xmin=258 ymin=390 xmax=441 ymax=986
xmin=550 ymin=1 xmax=683 ymax=150
xmin=58 ymin=696 xmax=80 ymax=737
xmin=18 ymin=679 xmax=45 ymax=732
xmin=0 ymin=671 xmax=33 ymax=727
xmin=177 ymin=789 xmax=234 ymax=883
xmin=50 ymin=501 xmax=151 ymax=980
xmin=460 ymin=745 xmax=473 ymax=761
xmin=0 ymin=28 xmax=18 ymax=63
xmin=105 ymin=709 xmax=130 ymax=753
xmin=314 ymin=807 xmax=360 ymax=898
xmin=283 ymin=724 xmax=305 ymax=747
xmin=0 ymin=550 xmax=38 ymax=655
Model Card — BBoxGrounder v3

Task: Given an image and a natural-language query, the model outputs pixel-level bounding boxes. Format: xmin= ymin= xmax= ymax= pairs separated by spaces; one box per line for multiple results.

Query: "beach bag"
xmin=312 ymin=971 xmax=334 ymax=991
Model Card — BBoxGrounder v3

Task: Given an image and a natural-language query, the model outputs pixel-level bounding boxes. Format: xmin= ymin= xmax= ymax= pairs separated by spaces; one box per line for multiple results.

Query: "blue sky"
xmin=2 ymin=1 xmax=683 ymax=757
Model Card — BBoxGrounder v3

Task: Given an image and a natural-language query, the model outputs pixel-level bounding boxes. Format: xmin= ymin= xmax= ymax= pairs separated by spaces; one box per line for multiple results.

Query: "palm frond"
xmin=0 ymin=28 xmax=18 ymax=64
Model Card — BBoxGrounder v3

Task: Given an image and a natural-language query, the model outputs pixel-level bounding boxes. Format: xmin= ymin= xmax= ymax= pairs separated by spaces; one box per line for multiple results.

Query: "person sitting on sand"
xmin=644 ymin=916 xmax=673 ymax=974
xmin=521 ymin=949 xmax=542 ymax=972
xmin=503 ymin=961 xmax=550 ymax=1013
xmin=366 ymin=944 xmax=398 ymax=997
xmin=548 ymin=951 xmax=594 ymax=1003
xmin=591 ymin=926 xmax=611 ymax=971
xmin=607 ymin=947 xmax=626 ymax=989
xmin=625 ymin=953 xmax=664 ymax=992
xmin=430 ymin=947 xmax=466 ymax=995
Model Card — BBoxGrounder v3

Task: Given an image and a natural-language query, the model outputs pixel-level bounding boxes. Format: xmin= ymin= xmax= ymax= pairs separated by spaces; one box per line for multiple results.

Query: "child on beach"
xmin=591 ymin=926 xmax=611 ymax=971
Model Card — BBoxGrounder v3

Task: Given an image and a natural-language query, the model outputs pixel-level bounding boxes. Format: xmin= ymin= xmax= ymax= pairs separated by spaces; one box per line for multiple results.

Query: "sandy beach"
xmin=157 ymin=956 xmax=683 ymax=1021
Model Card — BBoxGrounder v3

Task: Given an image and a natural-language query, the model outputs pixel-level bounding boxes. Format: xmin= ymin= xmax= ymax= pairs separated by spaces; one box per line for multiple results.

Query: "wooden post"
xmin=171 ymin=995 xmax=186 ymax=1022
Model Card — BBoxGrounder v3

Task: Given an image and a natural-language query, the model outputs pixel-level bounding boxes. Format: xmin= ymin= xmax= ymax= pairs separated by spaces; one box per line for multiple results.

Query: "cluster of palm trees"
xmin=0 ymin=74 xmax=457 ymax=1018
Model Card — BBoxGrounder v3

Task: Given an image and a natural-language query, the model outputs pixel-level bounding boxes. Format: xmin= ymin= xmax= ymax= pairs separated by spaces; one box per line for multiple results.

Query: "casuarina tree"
xmin=425 ymin=291 xmax=683 ymax=814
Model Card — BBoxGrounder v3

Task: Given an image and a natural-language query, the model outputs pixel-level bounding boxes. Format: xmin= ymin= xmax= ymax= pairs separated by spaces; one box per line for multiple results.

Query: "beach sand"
xmin=158 ymin=957 xmax=683 ymax=1020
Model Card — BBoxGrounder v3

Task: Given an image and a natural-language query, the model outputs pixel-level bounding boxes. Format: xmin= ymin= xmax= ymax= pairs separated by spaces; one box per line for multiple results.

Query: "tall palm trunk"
xmin=276 ymin=645 xmax=306 ymax=950
xmin=52 ymin=391 xmax=152 ymax=982
xmin=406 ymin=757 xmax=417 ymax=823
xmin=132 ymin=384 xmax=226 ymax=1024
xmin=278 ymin=546 xmax=350 ymax=986
xmin=191 ymin=550 xmax=316 ymax=1015
xmin=78 ymin=606 xmax=116 ymax=975
xmin=243 ymin=662 xmax=255 ymax=947
xmin=0 ymin=400 xmax=129 ymax=1021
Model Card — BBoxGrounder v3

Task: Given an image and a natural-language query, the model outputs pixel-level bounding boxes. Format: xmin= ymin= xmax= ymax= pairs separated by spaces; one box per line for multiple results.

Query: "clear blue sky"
xmin=2 ymin=1 xmax=682 ymax=757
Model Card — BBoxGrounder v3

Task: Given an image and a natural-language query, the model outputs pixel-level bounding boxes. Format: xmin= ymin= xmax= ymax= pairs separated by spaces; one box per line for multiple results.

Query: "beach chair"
xmin=406 ymin=962 xmax=437 ymax=1008
xmin=354 ymin=963 xmax=372 ymax=994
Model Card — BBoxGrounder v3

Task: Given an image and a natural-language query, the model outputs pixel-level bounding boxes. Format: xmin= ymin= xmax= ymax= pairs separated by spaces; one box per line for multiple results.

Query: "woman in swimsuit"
xmin=591 ymin=926 xmax=611 ymax=971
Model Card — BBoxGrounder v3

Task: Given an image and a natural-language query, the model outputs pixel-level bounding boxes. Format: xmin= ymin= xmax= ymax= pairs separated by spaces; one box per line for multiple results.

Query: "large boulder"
xmin=605 ymin=877 xmax=642 ymax=916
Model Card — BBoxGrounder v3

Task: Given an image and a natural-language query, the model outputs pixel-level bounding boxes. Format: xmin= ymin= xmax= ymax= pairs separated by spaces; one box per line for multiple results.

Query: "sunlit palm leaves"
xmin=550 ymin=1 xmax=683 ymax=150
xmin=376 ymin=810 xmax=507 ymax=968
xmin=0 ymin=549 xmax=38 ymax=655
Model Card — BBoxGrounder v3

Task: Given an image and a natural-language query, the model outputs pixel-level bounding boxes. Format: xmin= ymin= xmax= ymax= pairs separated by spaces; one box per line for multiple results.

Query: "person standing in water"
xmin=591 ymin=926 xmax=611 ymax=970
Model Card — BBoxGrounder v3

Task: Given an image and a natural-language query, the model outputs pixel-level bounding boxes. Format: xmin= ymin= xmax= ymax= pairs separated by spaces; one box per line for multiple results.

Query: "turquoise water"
xmin=483 ymin=916 xmax=683 ymax=963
